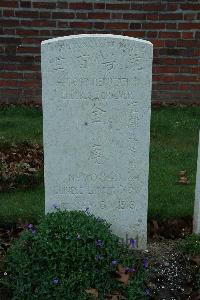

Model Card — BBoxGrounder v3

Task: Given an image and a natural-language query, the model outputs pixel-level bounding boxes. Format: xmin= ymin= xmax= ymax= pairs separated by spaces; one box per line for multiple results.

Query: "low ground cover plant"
xmin=1 ymin=209 xmax=147 ymax=299
xmin=179 ymin=234 xmax=200 ymax=292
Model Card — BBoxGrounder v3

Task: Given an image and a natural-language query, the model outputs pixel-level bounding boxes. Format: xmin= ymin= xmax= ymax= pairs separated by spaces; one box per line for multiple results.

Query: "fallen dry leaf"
xmin=85 ymin=288 xmax=98 ymax=299
xmin=190 ymin=255 xmax=200 ymax=266
xmin=116 ymin=265 xmax=130 ymax=286
xmin=151 ymin=220 xmax=159 ymax=237
xmin=178 ymin=170 xmax=187 ymax=176
xmin=106 ymin=291 xmax=126 ymax=300
xmin=177 ymin=176 xmax=190 ymax=185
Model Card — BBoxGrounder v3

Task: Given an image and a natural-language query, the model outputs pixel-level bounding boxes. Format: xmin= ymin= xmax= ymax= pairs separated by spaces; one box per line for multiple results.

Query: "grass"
xmin=1 ymin=106 xmax=200 ymax=225
xmin=0 ymin=186 xmax=44 ymax=225
xmin=0 ymin=106 xmax=43 ymax=146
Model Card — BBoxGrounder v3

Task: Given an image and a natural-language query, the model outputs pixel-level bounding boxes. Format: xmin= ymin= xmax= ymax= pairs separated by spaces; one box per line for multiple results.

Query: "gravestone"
xmin=41 ymin=34 xmax=153 ymax=249
xmin=193 ymin=131 xmax=200 ymax=233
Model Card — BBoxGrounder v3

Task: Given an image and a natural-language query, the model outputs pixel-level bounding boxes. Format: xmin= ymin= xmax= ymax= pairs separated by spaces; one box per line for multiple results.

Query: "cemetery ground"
xmin=1 ymin=105 xmax=200 ymax=299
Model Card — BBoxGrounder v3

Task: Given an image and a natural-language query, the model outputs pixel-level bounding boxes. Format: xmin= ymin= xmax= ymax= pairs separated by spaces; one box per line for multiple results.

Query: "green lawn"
xmin=0 ymin=106 xmax=200 ymax=225
xmin=0 ymin=106 xmax=43 ymax=146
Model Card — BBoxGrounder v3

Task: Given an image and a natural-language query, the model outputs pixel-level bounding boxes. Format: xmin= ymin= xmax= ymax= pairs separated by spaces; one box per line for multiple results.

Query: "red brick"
xmin=177 ymin=58 xmax=198 ymax=65
xmin=180 ymin=84 xmax=200 ymax=91
xmin=146 ymin=31 xmax=157 ymax=38
xmin=94 ymin=3 xmax=105 ymax=9
xmin=16 ymin=29 xmax=39 ymax=36
xmin=76 ymin=13 xmax=88 ymax=19
xmin=0 ymin=1 xmax=18 ymax=8
xmin=21 ymin=20 xmax=56 ymax=27
xmin=177 ymin=40 xmax=197 ymax=47
xmin=191 ymin=67 xmax=200 ymax=74
xmin=39 ymin=12 xmax=51 ymax=18
xmin=16 ymin=46 xmax=40 ymax=54
xmin=93 ymin=23 xmax=105 ymax=29
xmin=154 ymin=84 xmax=178 ymax=90
xmin=111 ymin=13 xmax=122 ymax=19
xmin=0 ymin=89 xmax=20 ymax=95
xmin=57 ymin=2 xmax=68 ymax=9
xmin=159 ymin=13 xmax=183 ymax=20
xmin=130 ymin=23 xmax=141 ymax=30
xmin=20 ymin=1 xmax=31 ymax=8
xmin=0 ymin=80 xmax=19 ymax=87
xmin=150 ymin=40 xmax=165 ymax=47
xmin=123 ymin=13 xmax=146 ymax=20
xmin=167 ymin=4 xmax=178 ymax=11
xmin=52 ymin=12 xmax=75 ymax=19
xmin=153 ymin=75 xmax=197 ymax=82
xmin=88 ymin=13 xmax=110 ymax=19
xmin=105 ymin=23 xmax=129 ymax=30
xmin=70 ymin=22 xmax=92 ymax=29
xmin=3 ymin=28 xmax=15 ymax=35
xmin=146 ymin=14 xmax=158 ymax=21
xmin=0 ymin=72 xmax=23 ymax=79
xmin=180 ymin=67 xmax=191 ymax=73
xmin=143 ymin=4 xmax=166 ymax=11
xmin=3 ymin=10 xmax=14 ymax=17
xmin=180 ymin=4 xmax=200 ymax=10
xmin=57 ymin=21 xmax=69 ymax=28
xmin=22 ymin=38 xmax=43 ymax=44
xmin=51 ymin=30 xmax=70 ymax=36
xmin=0 ymin=19 xmax=19 ymax=27
xmin=23 ymin=73 xmax=40 ymax=79
xmin=165 ymin=40 xmax=177 ymax=47
xmin=142 ymin=23 xmax=165 ymax=29
xmin=154 ymin=66 xmax=179 ymax=73
xmin=39 ymin=30 xmax=51 ymax=36
xmin=33 ymin=2 xmax=56 ymax=9
xmin=184 ymin=13 xmax=197 ymax=21
xmin=15 ymin=11 xmax=39 ymax=18
xmin=154 ymin=58 xmax=176 ymax=65
xmin=18 ymin=80 xmax=40 ymax=87
xmin=17 ymin=65 xmax=39 ymax=71
xmin=106 ymin=3 xmax=130 ymax=10
xmin=166 ymin=23 xmax=177 ymax=29
xmin=130 ymin=4 xmax=143 ymax=10
xmin=182 ymin=32 xmax=193 ymax=39
xmin=179 ymin=23 xmax=200 ymax=29
xmin=159 ymin=32 xmax=180 ymax=39
xmin=123 ymin=31 xmax=145 ymax=38
xmin=69 ymin=3 xmax=93 ymax=10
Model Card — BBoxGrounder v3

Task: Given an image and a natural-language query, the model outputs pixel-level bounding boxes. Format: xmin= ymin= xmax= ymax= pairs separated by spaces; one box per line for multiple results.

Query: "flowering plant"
xmin=2 ymin=209 xmax=147 ymax=299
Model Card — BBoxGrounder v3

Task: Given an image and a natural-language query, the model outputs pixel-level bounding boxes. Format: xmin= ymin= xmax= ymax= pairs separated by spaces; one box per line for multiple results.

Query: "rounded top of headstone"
xmin=41 ymin=34 xmax=153 ymax=47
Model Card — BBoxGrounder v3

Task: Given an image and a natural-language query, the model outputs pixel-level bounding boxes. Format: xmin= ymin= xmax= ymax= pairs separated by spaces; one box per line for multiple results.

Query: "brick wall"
xmin=0 ymin=0 xmax=199 ymax=104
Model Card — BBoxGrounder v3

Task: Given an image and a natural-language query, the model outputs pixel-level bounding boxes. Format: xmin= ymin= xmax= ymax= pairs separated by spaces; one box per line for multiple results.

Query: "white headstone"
xmin=193 ymin=131 xmax=200 ymax=234
xmin=41 ymin=34 xmax=153 ymax=249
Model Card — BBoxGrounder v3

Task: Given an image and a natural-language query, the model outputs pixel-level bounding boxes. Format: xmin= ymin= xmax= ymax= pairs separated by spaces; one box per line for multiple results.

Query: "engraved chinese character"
xmin=77 ymin=55 xmax=89 ymax=69
xmin=91 ymin=103 xmax=106 ymax=123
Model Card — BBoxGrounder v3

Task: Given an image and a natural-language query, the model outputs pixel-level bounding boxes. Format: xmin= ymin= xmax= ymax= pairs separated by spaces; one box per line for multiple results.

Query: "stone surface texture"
xmin=41 ymin=34 xmax=153 ymax=249
xmin=194 ymin=131 xmax=200 ymax=234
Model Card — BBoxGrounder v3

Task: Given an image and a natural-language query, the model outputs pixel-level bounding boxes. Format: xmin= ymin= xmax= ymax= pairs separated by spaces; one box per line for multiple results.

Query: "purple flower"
xmin=52 ymin=278 xmax=60 ymax=285
xmin=96 ymin=217 xmax=105 ymax=222
xmin=125 ymin=267 xmax=130 ymax=273
xmin=95 ymin=254 xmax=103 ymax=261
xmin=129 ymin=267 xmax=136 ymax=273
xmin=129 ymin=238 xmax=137 ymax=248
xmin=145 ymin=288 xmax=151 ymax=297
xmin=96 ymin=240 xmax=104 ymax=247
xmin=143 ymin=258 xmax=148 ymax=269
xmin=52 ymin=204 xmax=59 ymax=209
xmin=76 ymin=233 xmax=81 ymax=240
xmin=111 ymin=260 xmax=118 ymax=265
xmin=85 ymin=207 xmax=90 ymax=214
xmin=27 ymin=224 xmax=33 ymax=229
xmin=31 ymin=229 xmax=36 ymax=236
